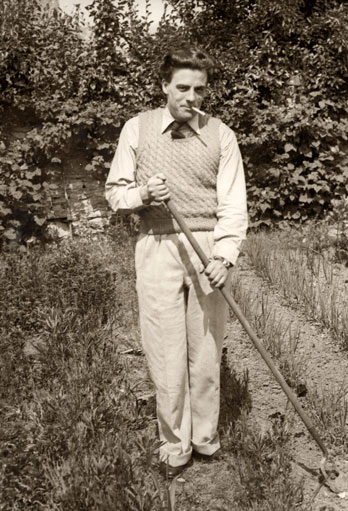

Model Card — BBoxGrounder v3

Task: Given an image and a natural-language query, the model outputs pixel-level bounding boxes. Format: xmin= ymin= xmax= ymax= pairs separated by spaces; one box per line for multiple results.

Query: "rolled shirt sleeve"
xmin=212 ymin=123 xmax=248 ymax=266
xmin=105 ymin=117 xmax=145 ymax=214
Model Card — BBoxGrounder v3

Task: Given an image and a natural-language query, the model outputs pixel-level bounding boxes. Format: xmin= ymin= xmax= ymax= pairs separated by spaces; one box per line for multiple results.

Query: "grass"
xmin=0 ymin=229 xmax=165 ymax=511
xmin=241 ymin=232 xmax=348 ymax=454
xmin=306 ymin=384 xmax=348 ymax=453
xmin=230 ymin=271 xmax=306 ymax=394
xmin=0 ymin=226 xmax=316 ymax=510
xmin=244 ymin=232 xmax=348 ymax=350
xmin=224 ymin=412 xmax=304 ymax=511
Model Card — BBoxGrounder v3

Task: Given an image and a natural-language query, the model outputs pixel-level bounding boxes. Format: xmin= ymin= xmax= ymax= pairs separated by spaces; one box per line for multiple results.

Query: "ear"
xmin=162 ymin=80 xmax=168 ymax=95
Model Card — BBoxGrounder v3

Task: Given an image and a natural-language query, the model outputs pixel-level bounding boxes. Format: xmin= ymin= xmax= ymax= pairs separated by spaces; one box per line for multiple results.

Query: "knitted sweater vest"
xmin=136 ymin=108 xmax=221 ymax=234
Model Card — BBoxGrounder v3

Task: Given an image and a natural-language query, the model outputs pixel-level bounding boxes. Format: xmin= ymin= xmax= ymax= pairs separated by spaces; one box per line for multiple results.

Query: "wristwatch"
xmin=213 ymin=256 xmax=233 ymax=269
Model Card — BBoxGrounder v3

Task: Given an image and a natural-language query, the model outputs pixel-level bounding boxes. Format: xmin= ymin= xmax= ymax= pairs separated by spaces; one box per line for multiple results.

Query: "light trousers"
xmin=135 ymin=231 xmax=229 ymax=467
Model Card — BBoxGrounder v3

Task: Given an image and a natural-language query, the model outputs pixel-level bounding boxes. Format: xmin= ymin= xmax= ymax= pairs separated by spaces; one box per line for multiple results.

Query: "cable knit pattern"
xmin=136 ymin=108 xmax=221 ymax=234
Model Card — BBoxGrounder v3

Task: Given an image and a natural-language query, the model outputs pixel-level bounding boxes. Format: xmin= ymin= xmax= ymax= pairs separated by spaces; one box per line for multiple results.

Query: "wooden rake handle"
xmin=166 ymin=198 xmax=329 ymax=458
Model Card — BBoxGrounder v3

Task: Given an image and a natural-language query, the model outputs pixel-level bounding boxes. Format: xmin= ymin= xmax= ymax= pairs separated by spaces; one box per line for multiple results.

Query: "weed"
xmin=224 ymin=412 xmax=304 ymax=511
xmin=230 ymin=271 xmax=307 ymax=394
xmin=242 ymin=234 xmax=348 ymax=457
xmin=306 ymin=384 xmax=348 ymax=452
xmin=0 ymin=234 xmax=164 ymax=510
xmin=327 ymin=198 xmax=348 ymax=264
xmin=245 ymin=234 xmax=348 ymax=349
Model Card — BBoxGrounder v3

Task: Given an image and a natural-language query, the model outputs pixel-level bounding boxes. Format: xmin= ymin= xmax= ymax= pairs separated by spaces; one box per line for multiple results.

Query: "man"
xmin=105 ymin=47 xmax=248 ymax=477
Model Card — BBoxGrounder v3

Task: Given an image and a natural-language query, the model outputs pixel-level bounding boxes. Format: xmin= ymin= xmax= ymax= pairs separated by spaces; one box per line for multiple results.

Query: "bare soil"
xmin=225 ymin=254 xmax=348 ymax=511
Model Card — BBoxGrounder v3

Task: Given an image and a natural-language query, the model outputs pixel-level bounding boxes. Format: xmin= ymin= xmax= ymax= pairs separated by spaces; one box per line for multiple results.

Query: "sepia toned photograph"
xmin=1 ymin=1 xmax=348 ymax=509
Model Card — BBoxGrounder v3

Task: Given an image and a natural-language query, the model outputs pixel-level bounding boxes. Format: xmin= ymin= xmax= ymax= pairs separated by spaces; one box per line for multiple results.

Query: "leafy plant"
xmin=225 ymin=412 xmax=304 ymax=510
xmin=1 ymin=0 xmax=348 ymax=245
xmin=0 ymin=233 xmax=166 ymax=510
xmin=327 ymin=198 xmax=348 ymax=263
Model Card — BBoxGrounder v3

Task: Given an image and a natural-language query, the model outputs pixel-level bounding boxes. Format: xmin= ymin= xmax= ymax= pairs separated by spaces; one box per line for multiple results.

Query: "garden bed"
xmin=1 ymin=227 xmax=347 ymax=510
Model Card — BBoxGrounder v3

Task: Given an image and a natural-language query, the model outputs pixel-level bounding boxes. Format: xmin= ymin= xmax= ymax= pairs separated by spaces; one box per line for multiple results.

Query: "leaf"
xmin=4 ymin=228 xmax=18 ymax=240
xmin=34 ymin=215 xmax=46 ymax=226
xmin=268 ymin=167 xmax=280 ymax=178
xmin=51 ymin=157 xmax=62 ymax=164
xmin=20 ymin=180 xmax=33 ymax=188
xmin=25 ymin=168 xmax=41 ymax=179
xmin=10 ymin=189 xmax=23 ymax=200
xmin=260 ymin=203 xmax=270 ymax=213
xmin=291 ymin=211 xmax=301 ymax=219
xmin=97 ymin=143 xmax=111 ymax=150
xmin=284 ymin=143 xmax=296 ymax=153
xmin=0 ymin=204 xmax=12 ymax=216
xmin=302 ymin=148 xmax=312 ymax=158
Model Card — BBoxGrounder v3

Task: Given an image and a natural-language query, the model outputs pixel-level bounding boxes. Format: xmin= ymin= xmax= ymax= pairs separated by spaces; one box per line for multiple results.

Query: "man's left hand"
xmin=205 ymin=260 xmax=229 ymax=288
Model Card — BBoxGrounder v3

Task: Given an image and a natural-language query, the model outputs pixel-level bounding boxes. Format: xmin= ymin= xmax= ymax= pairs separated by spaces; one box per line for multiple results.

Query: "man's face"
xmin=162 ymin=68 xmax=208 ymax=122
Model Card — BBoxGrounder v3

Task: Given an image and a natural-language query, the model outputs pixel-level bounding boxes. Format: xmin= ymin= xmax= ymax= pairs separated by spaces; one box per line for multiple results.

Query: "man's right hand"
xmin=140 ymin=173 xmax=170 ymax=204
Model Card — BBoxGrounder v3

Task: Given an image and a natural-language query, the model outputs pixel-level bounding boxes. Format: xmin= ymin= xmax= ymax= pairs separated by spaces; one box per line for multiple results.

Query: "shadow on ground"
xmin=219 ymin=347 xmax=252 ymax=431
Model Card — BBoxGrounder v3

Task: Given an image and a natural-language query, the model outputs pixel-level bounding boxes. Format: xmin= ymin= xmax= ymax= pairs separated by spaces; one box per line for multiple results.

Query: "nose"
xmin=186 ymin=88 xmax=196 ymax=104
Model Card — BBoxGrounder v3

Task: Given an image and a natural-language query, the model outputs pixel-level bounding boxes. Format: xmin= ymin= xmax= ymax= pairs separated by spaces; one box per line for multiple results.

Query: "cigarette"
xmin=191 ymin=107 xmax=206 ymax=116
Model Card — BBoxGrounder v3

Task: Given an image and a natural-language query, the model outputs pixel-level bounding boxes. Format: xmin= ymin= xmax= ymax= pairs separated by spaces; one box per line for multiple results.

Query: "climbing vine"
xmin=1 ymin=0 xmax=348 ymax=245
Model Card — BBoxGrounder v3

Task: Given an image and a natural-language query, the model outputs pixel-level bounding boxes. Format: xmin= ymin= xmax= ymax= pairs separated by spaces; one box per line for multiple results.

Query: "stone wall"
xmin=9 ymin=119 xmax=113 ymax=240
xmin=46 ymin=154 xmax=111 ymax=238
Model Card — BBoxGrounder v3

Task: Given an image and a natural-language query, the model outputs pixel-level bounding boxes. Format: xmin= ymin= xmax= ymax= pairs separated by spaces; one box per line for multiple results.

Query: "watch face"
xmin=213 ymin=256 xmax=232 ymax=268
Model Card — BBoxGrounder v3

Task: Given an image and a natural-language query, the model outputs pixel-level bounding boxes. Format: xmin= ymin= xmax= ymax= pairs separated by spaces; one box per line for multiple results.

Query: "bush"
xmin=172 ymin=0 xmax=348 ymax=225
xmin=1 ymin=0 xmax=348 ymax=243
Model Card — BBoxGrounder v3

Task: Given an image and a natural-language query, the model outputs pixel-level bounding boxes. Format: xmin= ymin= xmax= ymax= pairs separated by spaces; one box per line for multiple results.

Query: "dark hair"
xmin=159 ymin=47 xmax=215 ymax=83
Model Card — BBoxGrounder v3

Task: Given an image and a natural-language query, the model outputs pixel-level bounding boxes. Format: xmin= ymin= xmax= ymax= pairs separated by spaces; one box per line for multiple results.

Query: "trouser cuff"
xmin=159 ymin=446 xmax=192 ymax=467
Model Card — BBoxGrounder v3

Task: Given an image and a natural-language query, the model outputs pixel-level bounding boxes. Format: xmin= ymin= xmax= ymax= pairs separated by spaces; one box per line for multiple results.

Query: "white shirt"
xmin=105 ymin=108 xmax=248 ymax=265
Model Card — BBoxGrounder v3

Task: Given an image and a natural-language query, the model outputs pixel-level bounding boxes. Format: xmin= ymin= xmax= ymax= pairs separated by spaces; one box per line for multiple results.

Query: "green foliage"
xmin=225 ymin=413 xmax=304 ymax=510
xmin=327 ymin=197 xmax=348 ymax=263
xmin=0 ymin=236 xmax=165 ymax=510
xmin=171 ymin=0 xmax=348 ymax=226
xmin=1 ymin=0 xmax=348 ymax=244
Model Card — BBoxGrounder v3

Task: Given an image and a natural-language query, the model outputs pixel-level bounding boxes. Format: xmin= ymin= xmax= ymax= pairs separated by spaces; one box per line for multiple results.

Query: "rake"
xmin=166 ymin=198 xmax=348 ymax=499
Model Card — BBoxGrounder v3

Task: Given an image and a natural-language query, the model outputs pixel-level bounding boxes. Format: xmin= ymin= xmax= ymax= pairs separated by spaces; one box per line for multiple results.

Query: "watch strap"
xmin=212 ymin=256 xmax=232 ymax=268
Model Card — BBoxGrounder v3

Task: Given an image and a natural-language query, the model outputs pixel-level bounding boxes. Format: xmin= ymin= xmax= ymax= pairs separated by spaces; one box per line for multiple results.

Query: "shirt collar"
xmin=161 ymin=107 xmax=201 ymax=135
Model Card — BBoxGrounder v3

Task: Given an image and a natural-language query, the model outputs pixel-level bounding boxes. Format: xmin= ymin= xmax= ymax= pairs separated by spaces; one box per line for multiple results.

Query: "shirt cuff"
xmin=134 ymin=187 xmax=147 ymax=208
xmin=105 ymin=186 xmax=145 ymax=213
xmin=212 ymin=240 xmax=241 ymax=267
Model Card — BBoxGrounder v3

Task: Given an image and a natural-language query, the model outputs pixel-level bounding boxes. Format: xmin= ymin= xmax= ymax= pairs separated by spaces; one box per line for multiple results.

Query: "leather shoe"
xmin=193 ymin=448 xmax=222 ymax=462
xmin=159 ymin=458 xmax=193 ymax=478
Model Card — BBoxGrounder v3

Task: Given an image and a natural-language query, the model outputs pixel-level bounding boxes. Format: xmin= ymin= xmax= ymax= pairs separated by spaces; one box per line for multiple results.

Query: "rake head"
xmin=313 ymin=454 xmax=348 ymax=500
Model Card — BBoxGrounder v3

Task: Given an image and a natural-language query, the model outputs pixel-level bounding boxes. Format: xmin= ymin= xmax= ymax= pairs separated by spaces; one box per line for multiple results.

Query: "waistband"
xmin=139 ymin=216 xmax=217 ymax=235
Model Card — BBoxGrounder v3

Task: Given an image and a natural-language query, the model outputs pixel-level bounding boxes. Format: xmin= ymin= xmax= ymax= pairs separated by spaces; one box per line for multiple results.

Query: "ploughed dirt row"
xmin=225 ymin=253 xmax=348 ymax=511
xmin=121 ymin=250 xmax=348 ymax=511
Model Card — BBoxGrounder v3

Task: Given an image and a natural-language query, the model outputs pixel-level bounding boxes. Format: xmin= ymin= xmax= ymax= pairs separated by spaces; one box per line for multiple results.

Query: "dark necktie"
xmin=170 ymin=121 xmax=186 ymax=139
